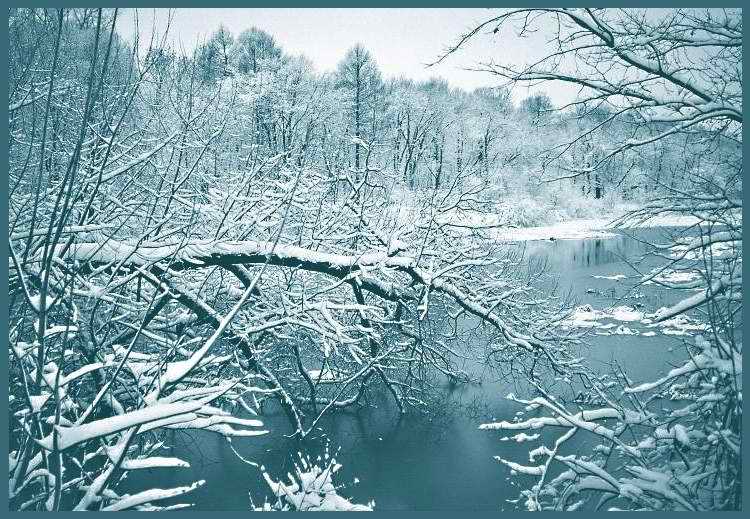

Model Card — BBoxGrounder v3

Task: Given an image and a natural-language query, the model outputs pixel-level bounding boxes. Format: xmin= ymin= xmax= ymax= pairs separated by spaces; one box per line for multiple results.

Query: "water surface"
xmin=132 ymin=227 xmax=701 ymax=510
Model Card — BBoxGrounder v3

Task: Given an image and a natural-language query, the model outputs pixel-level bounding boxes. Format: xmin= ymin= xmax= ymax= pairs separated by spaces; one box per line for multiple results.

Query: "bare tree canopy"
xmin=441 ymin=7 xmax=741 ymax=511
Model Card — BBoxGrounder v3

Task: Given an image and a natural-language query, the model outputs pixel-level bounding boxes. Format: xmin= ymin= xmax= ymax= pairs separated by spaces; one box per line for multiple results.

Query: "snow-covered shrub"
xmin=502 ymin=197 xmax=550 ymax=228
xmin=254 ymin=451 xmax=373 ymax=511
xmin=7 ymin=288 xmax=270 ymax=511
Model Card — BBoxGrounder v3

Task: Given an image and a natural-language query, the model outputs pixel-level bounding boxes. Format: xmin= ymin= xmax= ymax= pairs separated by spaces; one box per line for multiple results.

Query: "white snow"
xmin=645 ymin=269 xmax=702 ymax=285
xmin=507 ymin=432 xmax=541 ymax=443
xmin=492 ymin=213 xmax=706 ymax=243
xmin=307 ymin=367 xmax=342 ymax=382
xmin=349 ymin=136 xmax=370 ymax=150
xmin=559 ymin=305 xmax=643 ymax=330
xmin=120 ymin=457 xmax=190 ymax=470
xmin=592 ymin=274 xmax=627 ymax=281
xmin=101 ymin=480 xmax=204 ymax=511
xmin=493 ymin=219 xmax=617 ymax=242
xmin=561 ymin=304 xmax=607 ymax=328
xmin=647 ymin=313 xmax=708 ymax=336
xmin=258 ymin=456 xmax=373 ymax=511
xmin=29 ymin=394 xmax=51 ymax=413
xmin=610 ymin=306 xmax=644 ymax=322
xmin=38 ymin=401 xmax=206 ymax=451
xmin=601 ymin=325 xmax=638 ymax=336
xmin=625 ymin=342 xmax=742 ymax=394
xmin=495 ymin=457 xmax=545 ymax=476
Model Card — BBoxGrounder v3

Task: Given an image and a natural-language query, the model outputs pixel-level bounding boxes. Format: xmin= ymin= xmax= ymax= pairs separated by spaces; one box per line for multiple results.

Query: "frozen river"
xmin=130 ymin=226 xmax=709 ymax=510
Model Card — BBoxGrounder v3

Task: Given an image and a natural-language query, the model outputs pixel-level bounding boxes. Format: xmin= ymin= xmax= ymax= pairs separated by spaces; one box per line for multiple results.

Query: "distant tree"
xmin=67 ymin=7 xmax=116 ymax=30
xmin=420 ymin=76 xmax=451 ymax=95
xmin=519 ymin=92 xmax=553 ymax=121
xmin=195 ymin=24 xmax=234 ymax=81
xmin=231 ymin=27 xmax=283 ymax=74
xmin=335 ymin=45 xmax=384 ymax=170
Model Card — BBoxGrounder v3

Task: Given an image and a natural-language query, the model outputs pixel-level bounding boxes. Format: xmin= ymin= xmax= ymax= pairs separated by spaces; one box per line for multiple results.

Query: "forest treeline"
xmin=10 ymin=9 xmax=729 ymax=228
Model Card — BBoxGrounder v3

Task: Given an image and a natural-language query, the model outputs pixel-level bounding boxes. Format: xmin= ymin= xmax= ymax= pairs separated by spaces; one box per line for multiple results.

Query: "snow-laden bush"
xmin=254 ymin=451 xmax=373 ymax=511
xmin=552 ymin=185 xmax=622 ymax=221
xmin=502 ymin=197 xmax=550 ymax=228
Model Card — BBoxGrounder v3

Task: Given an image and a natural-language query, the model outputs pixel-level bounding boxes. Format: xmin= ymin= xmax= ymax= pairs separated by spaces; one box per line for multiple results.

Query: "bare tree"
xmin=8 ymin=8 xmax=573 ymax=510
xmin=336 ymin=45 xmax=384 ymax=171
xmin=439 ymin=8 xmax=742 ymax=511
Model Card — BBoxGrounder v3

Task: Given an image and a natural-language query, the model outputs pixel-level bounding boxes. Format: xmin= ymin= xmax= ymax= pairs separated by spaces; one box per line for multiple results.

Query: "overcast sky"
xmin=118 ymin=8 xmax=579 ymax=105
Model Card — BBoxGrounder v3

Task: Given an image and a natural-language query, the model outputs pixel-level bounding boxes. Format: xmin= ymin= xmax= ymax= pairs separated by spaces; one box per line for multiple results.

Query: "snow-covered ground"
xmin=387 ymin=193 xmax=732 ymax=243
xmin=391 ymin=202 xmax=708 ymax=243
xmin=493 ymin=219 xmax=619 ymax=242
xmin=493 ymin=214 xmax=704 ymax=243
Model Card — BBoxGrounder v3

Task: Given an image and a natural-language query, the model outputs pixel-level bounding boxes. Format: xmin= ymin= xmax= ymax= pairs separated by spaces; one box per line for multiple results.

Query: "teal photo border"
xmin=2 ymin=2 xmax=746 ymax=517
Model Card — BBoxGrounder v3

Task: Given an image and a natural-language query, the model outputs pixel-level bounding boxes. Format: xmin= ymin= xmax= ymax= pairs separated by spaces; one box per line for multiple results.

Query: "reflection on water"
xmin=523 ymin=232 xmax=653 ymax=269
xmin=129 ymin=227 xmax=696 ymax=511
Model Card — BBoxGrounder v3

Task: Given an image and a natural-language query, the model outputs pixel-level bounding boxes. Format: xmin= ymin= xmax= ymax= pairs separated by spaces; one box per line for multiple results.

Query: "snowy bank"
xmin=493 ymin=219 xmax=618 ymax=242
xmin=492 ymin=214 xmax=705 ymax=243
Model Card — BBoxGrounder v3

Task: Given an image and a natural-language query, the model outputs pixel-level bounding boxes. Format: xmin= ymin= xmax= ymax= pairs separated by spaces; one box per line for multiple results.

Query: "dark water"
xmin=130 ymin=227 xmax=700 ymax=511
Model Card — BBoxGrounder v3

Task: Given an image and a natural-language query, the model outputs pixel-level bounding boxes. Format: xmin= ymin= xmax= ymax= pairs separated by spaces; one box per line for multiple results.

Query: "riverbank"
xmin=493 ymin=214 xmax=704 ymax=242
xmin=401 ymin=194 xmax=715 ymax=242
